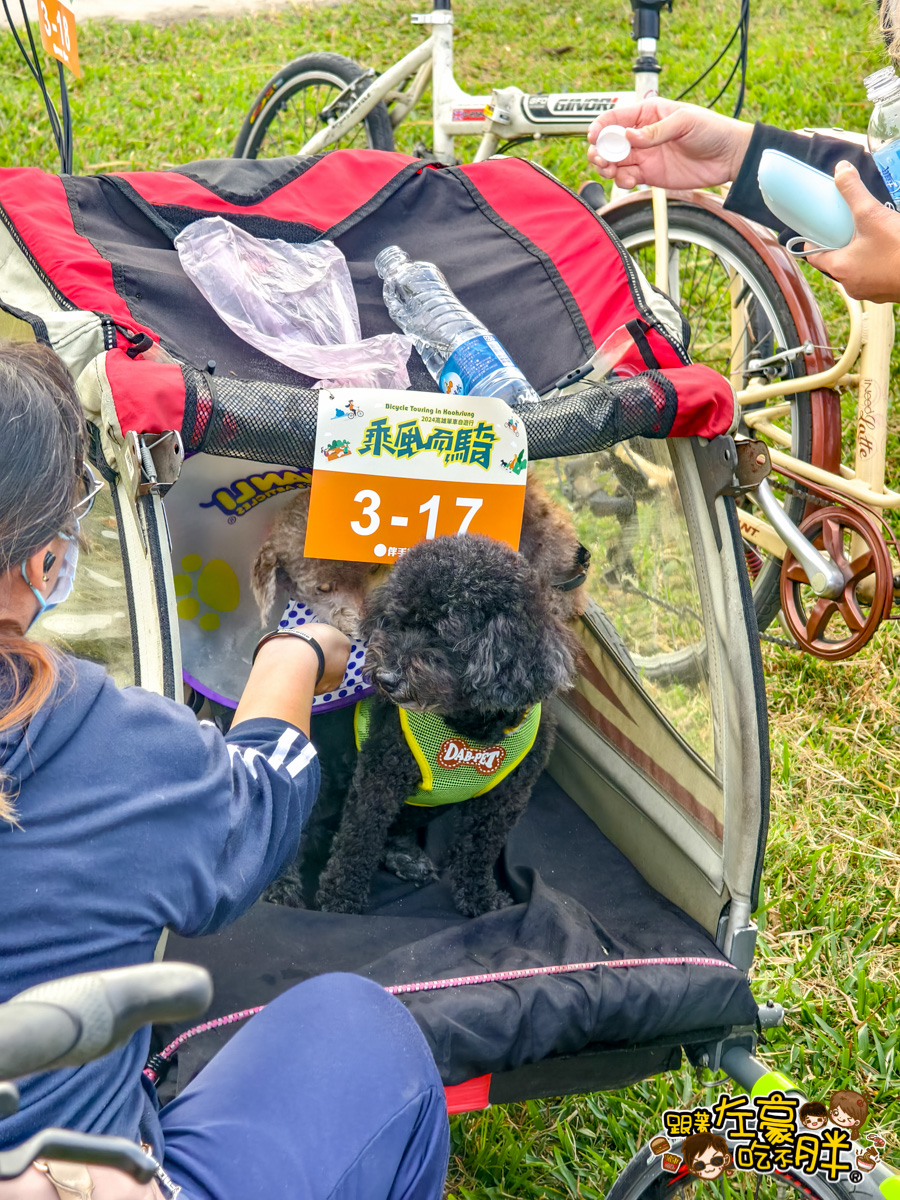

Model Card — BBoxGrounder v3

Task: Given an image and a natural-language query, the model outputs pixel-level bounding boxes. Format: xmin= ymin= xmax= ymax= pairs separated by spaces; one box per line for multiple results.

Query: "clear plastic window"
xmin=534 ymin=441 xmax=714 ymax=767
xmin=30 ymin=485 xmax=136 ymax=687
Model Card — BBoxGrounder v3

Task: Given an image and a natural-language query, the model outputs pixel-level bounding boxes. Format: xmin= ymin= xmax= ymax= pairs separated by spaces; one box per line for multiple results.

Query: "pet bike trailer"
xmin=0 ymin=150 xmax=775 ymax=1118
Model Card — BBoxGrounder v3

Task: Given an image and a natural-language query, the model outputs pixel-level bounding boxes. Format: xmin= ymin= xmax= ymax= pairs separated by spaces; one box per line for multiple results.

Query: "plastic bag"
xmin=174 ymin=216 xmax=412 ymax=389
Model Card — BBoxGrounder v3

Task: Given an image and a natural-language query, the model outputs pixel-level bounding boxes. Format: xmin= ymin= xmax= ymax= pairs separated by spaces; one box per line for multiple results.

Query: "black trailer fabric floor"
xmin=163 ymin=772 xmax=755 ymax=1095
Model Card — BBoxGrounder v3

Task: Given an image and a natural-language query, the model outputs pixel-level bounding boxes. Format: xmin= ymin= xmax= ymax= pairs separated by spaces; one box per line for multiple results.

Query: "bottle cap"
xmin=594 ymin=124 xmax=632 ymax=163
xmin=865 ymin=66 xmax=900 ymax=103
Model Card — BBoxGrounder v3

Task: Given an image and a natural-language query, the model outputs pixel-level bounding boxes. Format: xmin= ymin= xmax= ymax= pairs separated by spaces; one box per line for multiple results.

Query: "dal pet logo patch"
xmin=437 ymin=738 xmax=506 ymax=775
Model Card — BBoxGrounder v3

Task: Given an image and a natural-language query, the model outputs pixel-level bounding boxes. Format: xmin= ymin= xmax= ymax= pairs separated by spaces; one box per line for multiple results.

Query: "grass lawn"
xmin=2 ymin=1 xmax=899 ymax=1195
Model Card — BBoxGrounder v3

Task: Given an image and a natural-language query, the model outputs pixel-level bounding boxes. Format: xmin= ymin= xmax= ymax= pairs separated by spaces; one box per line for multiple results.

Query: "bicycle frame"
xmin=298 ymin=1 xmax=890 ymax=599
xmin=737 ymin=280 xmax=897 ymax=569
xmin=300 ymin=1 xmax=640 ymax=161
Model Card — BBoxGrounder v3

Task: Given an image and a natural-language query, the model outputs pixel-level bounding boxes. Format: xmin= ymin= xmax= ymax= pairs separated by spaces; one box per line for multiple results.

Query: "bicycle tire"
xmin=607 ymin=1139 xmax=858 ymax=1200
xmin=603 ymin=200 xmax=813 ymax=636
xmin=234 ymin=52 xmax=395 ymax=159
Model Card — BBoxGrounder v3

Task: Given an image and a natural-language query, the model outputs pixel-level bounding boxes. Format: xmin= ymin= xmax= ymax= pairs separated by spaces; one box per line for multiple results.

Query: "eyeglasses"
xmin=73 ymin=462 xmax=105 ymax=522
xmin=692 ymin=1157 xmax=726 ymax=1172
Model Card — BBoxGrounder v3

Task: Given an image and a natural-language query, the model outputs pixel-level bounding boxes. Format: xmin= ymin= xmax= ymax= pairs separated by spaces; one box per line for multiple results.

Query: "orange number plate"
xmin=304 ymin=389 xmax=528 ymax=564
xmin=38 ymin=0 xmax=81 ymax=78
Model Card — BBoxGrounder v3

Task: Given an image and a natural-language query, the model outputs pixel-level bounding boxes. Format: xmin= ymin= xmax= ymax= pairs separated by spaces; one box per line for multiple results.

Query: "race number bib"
xmin=305 ymin=389 xmax=528 ymax=564
xmin=37 ymin=0 xmax=81 ymax=77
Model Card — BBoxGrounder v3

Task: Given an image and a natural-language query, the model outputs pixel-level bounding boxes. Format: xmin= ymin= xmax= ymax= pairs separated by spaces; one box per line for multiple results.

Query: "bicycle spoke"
xmin=818 ymin=516 xmax=850 ymax=573
xmin=837 ymin=589 xmax=866 ymax=633
xmin=846 ymin=549 xmax=876 ymax=586
xmin=806 ymin=596 xmax=838 ymax=642
xmin=784 ymin=560 xmax=810 ymax=583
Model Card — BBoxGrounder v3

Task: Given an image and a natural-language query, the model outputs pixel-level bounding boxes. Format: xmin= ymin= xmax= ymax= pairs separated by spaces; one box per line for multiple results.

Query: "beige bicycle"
xmin=599 ymin=124 xmax=899 ymax=662
xmin=234 ymin=0 xmax=892 ymax=660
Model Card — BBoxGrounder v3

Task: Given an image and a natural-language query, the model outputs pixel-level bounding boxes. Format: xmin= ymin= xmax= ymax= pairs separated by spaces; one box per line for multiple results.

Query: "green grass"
xmin=2 ymin=0 xmax=899 ymax=1195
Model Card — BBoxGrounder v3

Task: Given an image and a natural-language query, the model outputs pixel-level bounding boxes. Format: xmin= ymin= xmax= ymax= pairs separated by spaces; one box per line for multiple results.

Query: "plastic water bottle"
xmin=865 ymin=66 xmax=900 ymax=206
xmin=374 ymin=245 xmax=540 ymax=406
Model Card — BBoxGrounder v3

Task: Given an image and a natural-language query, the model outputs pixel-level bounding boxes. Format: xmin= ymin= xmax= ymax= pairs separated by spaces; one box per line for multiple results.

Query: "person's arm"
xmin=232 ymin=621 xmax=351 ymax=736
xmin=587 ymin=100 xmax=900 ymax=301
xmin=723 ymin=122 xmax=891 ymax=229
xmin=586 ymin=99 xmax=891 ymax=231
xmin=587 ymin=98 xmax=754 ymax=190
xmin=89 ymin=626 xmax=351 ymax=938
xmin=170 ymin=622 xmax=352 ymax=933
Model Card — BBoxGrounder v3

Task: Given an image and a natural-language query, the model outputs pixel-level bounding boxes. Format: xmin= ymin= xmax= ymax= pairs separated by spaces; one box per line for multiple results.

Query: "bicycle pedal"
xmin=578 ymin=180 xmax=606 ymax=211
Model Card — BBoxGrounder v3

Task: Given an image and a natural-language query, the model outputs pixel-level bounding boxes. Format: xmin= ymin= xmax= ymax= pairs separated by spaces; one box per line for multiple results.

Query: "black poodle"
xmin=315 ymin=534 xmax=578 ymax=918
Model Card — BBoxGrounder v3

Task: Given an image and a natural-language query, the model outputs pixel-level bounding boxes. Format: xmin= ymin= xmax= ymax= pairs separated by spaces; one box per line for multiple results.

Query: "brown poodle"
xmin=251 ymin=471 xmax=588 ymax=634
xmin=251 ymin=488 xmax=385 ymax=638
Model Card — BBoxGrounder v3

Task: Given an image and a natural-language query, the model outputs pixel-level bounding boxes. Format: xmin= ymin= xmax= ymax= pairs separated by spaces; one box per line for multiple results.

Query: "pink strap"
xmin=142 ymin=955 xmax=735 ymax=1083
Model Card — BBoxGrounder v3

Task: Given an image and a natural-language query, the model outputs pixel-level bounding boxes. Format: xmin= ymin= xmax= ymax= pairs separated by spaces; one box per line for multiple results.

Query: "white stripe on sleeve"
xmin=285 ymin=741 xmax=317 ymax=778
xmin=267 ymin=727 xmax=300 ymax=771
xmin=227 ymin=743 xmax=263 ymax=780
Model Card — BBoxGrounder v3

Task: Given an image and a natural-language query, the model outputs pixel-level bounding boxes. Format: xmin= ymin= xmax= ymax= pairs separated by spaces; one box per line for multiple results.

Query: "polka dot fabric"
xmin=278 ymin=599 xmax=373 ymax=714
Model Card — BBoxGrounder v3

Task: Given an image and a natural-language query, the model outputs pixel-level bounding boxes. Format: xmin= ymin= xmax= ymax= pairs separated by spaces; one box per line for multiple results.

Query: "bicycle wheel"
xmin=607 ymin=1141 xmax=857 ymax=1200
xmin=234 ymin=52 xmax=395 ymax=159
xmin=604 ymin=200 xmax=813 ymax=636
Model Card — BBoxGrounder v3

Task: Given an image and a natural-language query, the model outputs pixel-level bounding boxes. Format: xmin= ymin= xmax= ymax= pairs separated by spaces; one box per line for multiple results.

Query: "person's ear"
xmin=22 ymin=543 xmax=56 ymax=593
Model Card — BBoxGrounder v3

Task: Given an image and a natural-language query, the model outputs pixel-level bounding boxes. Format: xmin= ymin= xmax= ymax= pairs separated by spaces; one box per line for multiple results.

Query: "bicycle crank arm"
xmin=754 ymin=479 xmax=845 ymax=598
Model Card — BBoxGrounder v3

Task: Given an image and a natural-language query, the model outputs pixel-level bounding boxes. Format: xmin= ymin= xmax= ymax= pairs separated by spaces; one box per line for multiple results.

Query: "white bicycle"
xmin=233 ymin=0 xmax=839 ymax=641
xmin=233 ymin=0 xmax=655 ymax=162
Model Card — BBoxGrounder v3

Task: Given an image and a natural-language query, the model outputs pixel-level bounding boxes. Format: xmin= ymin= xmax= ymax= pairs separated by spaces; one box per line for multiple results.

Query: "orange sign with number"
xmin=38 ymin=0 xmax=81 ymax=78
xmin=304 ymin=389 xmax=528 ymax=565
xmin=305 ymin=472 xmax=524 ymax=563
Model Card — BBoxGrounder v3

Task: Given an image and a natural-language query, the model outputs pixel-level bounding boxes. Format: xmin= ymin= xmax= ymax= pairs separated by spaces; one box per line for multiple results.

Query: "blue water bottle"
xmin=866 ymin=66 xmax=900 ymax=206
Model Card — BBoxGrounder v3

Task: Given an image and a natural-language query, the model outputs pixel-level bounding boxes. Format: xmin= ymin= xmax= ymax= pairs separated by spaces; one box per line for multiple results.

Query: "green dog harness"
xmin=354 ymin=699 xmax=541 ymax=807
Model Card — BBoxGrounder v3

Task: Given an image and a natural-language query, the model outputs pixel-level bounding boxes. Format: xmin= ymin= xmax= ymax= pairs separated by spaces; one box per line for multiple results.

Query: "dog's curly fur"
xmin=314 ymin=534 xmax=578 ymax=918
xmin=251 ymin=487 xmax=385 ymax=638
xmin=251 ymin=470 xmax=586 ymax=636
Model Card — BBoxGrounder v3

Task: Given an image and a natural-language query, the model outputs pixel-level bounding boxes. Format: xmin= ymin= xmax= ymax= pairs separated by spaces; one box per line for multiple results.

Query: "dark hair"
xmin=682 ymin=1133 xmax=729 ymax=1171
xmin=800 ymin=1102 xmax=828 ymax=1121
xmin=0 ymin=340 xmax=85 ymax=823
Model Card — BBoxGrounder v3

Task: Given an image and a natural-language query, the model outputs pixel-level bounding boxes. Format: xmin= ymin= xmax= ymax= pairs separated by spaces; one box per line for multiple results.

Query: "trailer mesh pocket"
xmin=181 ymin=366 xmax=678 ymax=469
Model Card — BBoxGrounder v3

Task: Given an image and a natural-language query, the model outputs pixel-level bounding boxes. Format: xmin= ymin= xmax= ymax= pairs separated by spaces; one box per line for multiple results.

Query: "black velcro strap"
xmin=553 ymin=543 xmax=592 ymax=592
xmin=626 ymin=318 xmax=660 ymax=370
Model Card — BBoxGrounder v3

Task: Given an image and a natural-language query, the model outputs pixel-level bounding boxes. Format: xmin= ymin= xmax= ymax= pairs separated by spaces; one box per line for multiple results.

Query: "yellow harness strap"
xmin=354 ymin=699 xmax=540 ymax=807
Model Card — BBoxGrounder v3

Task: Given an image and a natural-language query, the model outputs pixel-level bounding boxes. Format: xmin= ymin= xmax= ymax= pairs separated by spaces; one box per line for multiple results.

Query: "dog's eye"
xmin=316 ymin=583 xmax=333 ymax=593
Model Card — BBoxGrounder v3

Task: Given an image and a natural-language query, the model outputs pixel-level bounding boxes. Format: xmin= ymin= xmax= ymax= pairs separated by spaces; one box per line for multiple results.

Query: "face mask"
xmin=21 ymin=533 xmax=80 ymax=630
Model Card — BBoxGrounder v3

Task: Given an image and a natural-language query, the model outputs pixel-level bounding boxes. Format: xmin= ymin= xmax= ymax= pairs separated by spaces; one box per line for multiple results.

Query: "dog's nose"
xmin=375 ymin=669 xmax=402 ymax=693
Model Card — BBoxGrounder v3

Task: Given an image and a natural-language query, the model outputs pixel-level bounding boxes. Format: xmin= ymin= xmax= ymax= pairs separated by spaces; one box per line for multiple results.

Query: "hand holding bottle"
xmin=806 ymin=161 xmax=900 ymax=302
xmin=809 ymin=67 xmax=900 ymax=301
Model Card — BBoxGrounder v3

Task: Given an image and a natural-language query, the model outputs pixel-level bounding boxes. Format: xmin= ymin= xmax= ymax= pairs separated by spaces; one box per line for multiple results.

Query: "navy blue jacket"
xmin=725 ymin=121 xmax=891 ymax=232
xmin=0 ymin=656 xmax=319 ymax=1158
